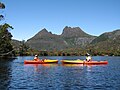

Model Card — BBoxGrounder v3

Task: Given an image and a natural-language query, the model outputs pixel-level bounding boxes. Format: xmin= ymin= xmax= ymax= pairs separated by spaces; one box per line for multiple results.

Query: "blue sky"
xmin=1 ymin=0 xmax=120 ymax=40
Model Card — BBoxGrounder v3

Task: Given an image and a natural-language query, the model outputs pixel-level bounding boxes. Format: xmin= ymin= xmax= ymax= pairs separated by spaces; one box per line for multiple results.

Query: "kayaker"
xmin=86 ymin=53 xmax=92 ymax=62
xmin=34 ymin=55 xmax=39 ymax=61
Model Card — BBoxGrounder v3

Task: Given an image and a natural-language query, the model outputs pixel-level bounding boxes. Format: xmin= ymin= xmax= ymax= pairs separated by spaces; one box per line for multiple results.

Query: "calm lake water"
xmin=0 ymin=56 xmax=120 ymax=90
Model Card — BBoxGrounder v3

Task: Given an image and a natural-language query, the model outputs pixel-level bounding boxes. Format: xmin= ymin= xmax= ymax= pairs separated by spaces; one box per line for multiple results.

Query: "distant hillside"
xmin=91 ymin=29 xmax=120 ymax=44
xmin=26 ymin=26 xmax=96 ymax=50
xmin=12 ymin=39 xmax=22 ymax=49
xmin=88 ymin=29 xmax=120 ymax=55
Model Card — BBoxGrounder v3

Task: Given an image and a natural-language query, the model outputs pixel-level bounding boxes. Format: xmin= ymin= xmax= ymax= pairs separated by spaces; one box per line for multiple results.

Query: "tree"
xmin=0 ymin=23 xmax=13 ymax=55
xmin=19 ymin=40 xmax=29 ymax=56
xmin=0 ymin=2 xmax=14 ymax=57
xmin=0 ymin=2 xmax=5 ymax=21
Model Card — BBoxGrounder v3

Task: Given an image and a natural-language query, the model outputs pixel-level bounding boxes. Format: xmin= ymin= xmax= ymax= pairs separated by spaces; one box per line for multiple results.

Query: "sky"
xmin=1 ymin=0 xmax=120 ymax=41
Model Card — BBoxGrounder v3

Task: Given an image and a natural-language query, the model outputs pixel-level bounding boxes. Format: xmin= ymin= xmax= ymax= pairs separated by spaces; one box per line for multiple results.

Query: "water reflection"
xmin=61 ymin=63 xmax=108 ymax=67
xmin=24 ymin=64 xmax=58 ymax=72
xmin=58 ymin=64 xmax=84 ymax=89
xmin=23 ymin=63 xmax=62 ymax=89
xmin=0 ymin=58 xmax=15 ymax=89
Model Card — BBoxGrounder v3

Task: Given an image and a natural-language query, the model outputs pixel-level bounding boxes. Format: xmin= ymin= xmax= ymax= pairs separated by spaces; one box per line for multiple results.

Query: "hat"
xmin=86 ymin=53 xmax=90 ymax=56
xmin=35 ymin=55 xmax=38 ymax=57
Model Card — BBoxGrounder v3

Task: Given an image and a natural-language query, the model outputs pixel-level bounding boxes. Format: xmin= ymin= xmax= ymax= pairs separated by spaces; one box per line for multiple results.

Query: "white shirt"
xmin=86 ymin=56 xmax=92 ymax=61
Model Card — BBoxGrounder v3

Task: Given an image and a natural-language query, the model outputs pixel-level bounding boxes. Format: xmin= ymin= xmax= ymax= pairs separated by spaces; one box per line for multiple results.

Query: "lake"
xmin=0 ymin=56 xmax=120 ymax=90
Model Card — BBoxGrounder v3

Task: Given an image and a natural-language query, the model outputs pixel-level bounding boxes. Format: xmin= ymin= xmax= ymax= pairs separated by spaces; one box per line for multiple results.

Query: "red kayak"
xmin=83 ymin=61 xmax=108 ymax=65
xmin=61 ymin=60 xmax=108 ymax=65
xmin=24 ymin=59 xmax=58 ymax=64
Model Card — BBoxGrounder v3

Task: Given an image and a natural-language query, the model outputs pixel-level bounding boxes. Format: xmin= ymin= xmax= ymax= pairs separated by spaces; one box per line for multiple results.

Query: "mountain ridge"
xmin=12 ymin=27 xmax=120 ymax=55
xmin=26 ymin=26 xmax=96 ymax=50
xmin=87 ymin=29 xmax=120 ymax=55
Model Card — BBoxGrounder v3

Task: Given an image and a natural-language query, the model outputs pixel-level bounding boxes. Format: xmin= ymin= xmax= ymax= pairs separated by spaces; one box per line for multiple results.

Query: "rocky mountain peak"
xmin=39 ymin=28 xmax=49 ymax=34
xmin=61 ymin=26 xmax=90 ymax=37
xmin=34 ymin=28 xmax=54 ymax=37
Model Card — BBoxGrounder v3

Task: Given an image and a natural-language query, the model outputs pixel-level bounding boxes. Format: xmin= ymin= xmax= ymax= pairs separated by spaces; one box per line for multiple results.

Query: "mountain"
xmin=91 ymin=29 xmax=120 ymax=44
xmin=26 ymin=28 xmax=67 ymax=50
xmin=26 ymin=26 xmax=96 ymax=50
xmin=61 ymin=26 xmax=96 ymax=47
xmin=12 ymin=28 xmax=120 ymax=55
xmin=61 ymin=26 xmax=91 ymax=37
xmin=88 ymin=29 xmax=120 ymax=55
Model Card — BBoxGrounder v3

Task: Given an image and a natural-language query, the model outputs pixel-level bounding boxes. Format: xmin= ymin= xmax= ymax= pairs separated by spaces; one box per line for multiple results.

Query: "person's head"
xmin=35 ymin=55 xmax=38 ymax=57
xmin=86 ymin=53 xmax=90 ymax=56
